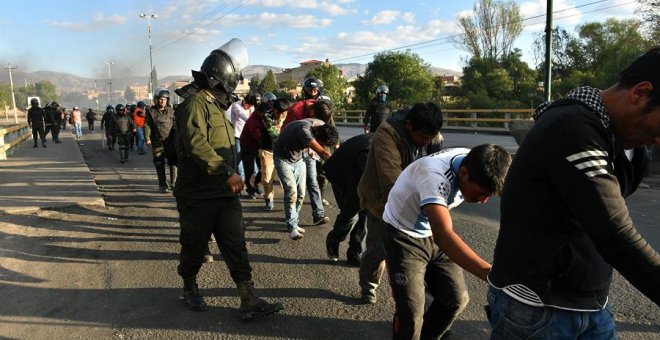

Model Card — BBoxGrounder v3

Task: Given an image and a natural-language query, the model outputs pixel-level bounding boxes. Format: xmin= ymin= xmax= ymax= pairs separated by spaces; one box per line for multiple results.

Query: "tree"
xmin=454 ymin=0 xmax=523 ymax=61
xmin=249 ymin=73 xmax=262 ymax=94
xmin=307 ymin=64 xmax=349 ymax=109
xmin=459 ymin=50 xmax=537 ymax=108
xmin=532 ymin=18 xmax=653 ymax=97
xmin=636 ymin=0 xmax=660 ymax=41
xmin=278 ymin=79 xmax=298 ymax=91
xmin=260 ymin=70 xmax=278 ymax=94
xmin=352 ymin=51 xmax=436 ymax=108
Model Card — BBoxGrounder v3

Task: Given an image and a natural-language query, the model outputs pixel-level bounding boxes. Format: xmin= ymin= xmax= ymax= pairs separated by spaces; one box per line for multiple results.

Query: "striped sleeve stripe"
xmin=566 ymin=150 xmax=608 ymax=162
xmin=575 ymin=159 xmax=607 ymax=169
xmin=585 ymin=169 xmax=609 ymax=177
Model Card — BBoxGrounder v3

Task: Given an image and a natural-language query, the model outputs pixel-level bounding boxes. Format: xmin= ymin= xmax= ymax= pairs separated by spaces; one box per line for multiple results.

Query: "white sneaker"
xmin=297 ymin=227 xmax=305 ymax=233
xmin=289 ymin=228 xmax=304 ymax=240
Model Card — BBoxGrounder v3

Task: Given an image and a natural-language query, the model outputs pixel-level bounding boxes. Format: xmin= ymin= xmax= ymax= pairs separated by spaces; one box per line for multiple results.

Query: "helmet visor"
xmin=217 ymin=38 xmax=249 ymax=72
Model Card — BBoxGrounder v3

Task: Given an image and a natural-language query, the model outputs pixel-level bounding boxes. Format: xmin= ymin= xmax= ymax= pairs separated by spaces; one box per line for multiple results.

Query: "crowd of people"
xmin=27 ymin=40 xmax=660 ymax=338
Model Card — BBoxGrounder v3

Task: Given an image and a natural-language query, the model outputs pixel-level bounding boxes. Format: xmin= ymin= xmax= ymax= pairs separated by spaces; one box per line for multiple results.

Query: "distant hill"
xmin=0 ymin=63 xmax=461 ymax=94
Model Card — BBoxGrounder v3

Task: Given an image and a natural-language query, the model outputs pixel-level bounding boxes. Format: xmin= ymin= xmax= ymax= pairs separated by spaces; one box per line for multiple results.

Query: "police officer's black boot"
xmin=156 ymin=166 xmax=169 ymax=192
xmin=182 ymin=276 xmax=208 ymax=311
xmin=236 ymin=280 xmax=284 ymax=320
xmin=169 ymin=165 xmax=177 ymax=189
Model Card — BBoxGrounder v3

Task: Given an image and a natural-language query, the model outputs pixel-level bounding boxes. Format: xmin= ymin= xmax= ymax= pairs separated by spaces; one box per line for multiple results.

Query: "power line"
xmin=332 ymin=0 xmax=626 ymax=63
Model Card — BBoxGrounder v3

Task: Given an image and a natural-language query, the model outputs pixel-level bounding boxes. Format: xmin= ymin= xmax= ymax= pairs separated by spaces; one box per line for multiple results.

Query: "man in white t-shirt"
xmin=383 ymin=144 xmax=511 ymax=339
xmin=229 ymin=93 xmax=259 ymax=182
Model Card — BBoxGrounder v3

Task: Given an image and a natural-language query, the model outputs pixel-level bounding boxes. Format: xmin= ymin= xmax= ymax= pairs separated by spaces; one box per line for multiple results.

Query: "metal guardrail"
xmin=0 ymin=123 xmax=31 ymax=160
xmin=334 ymin=109 xmax=534 ymax=130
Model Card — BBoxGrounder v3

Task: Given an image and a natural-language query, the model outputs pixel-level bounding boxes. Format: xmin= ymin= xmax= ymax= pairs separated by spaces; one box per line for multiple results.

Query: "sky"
xmin=0 ymin=0 xmax=641 ymax=81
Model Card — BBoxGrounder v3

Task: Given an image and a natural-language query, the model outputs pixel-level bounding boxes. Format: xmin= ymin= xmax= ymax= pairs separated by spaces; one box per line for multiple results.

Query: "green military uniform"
xmin=174 ymin=89 xmax=252 ymax=284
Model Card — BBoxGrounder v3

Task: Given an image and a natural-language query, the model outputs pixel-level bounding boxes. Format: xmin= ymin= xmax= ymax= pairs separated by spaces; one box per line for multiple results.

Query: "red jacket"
xmin=240 ymin=112 xmax=264 ymax=154
xmin=282 ymin=99 xmax=315 ymax=127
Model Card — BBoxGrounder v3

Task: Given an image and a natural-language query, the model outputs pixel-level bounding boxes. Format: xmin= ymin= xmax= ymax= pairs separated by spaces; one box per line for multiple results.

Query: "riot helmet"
xmin=30 ymin=98 xmax=39 ymax=107
xmin=115 ymin=104 xmax=125 ymax=113
xmin=263 ymin=92 xmax=277 ymax=102
xmin=195 ymin=38 xmax=249 ymax=93
xmin=302 ymin=77 xmax=323 ymax=99
xmin=137 ymin=101 xmax=147 ymax=109
xmin=376 ymin=84 xmax=389 ymax=95
xmin=106 ymin=104 xmax=114 ymax=111
xmin=154 ymin=88 xmax=170 ymax=99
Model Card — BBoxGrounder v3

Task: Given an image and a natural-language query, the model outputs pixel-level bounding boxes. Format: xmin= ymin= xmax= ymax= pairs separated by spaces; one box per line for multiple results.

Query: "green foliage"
xmin=249 ymin=73 xmax=262 ymax=93
xmin=278 ymin=79 xmax=298 ymax=91
xmin=533 ymin=18 xmax=654 ymax=98
xmin=459 ymin=50 xmax=538 ymax=108
xmin=352 ymin=51 xmax=436 ymax=108
xmin=307 ymin=64 xmax=349 ymax=109
xmin=260 ymin=70 xmax=278 ymax=94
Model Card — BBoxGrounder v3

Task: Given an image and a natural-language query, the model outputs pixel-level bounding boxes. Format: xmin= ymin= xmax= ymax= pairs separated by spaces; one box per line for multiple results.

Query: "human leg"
xmin=303 ymin=153 xmax=325 ymax=223
xmin=274 ymin=156 xmax=303 ymax=233
xmin=421 ymin=250 xmax=469 ymax=339
xmin=359 ymin=212 xmax=387 ymax=303
xmin=326 ymin=183 xmax=360 ymax=261
xmin=242 ymin=150 xmax=259 ymax=196
xmin=383 ymin=222 xmax=430 ymax=339
xmin=259 ymin=150 xmax=275 ymax=209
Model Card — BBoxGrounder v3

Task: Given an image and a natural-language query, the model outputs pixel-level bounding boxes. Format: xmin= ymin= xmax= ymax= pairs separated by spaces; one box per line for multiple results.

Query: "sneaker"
xmin=159 ymin=185 xmax=170 ymax=192
xmin=313 ymin=216 xmax=330 ymax=226
xmin=203 ymin=254 xmax=214 ymax=263
xmin=289 ymin=228 xmax=304 ymax=240
xmin=326 ymin=240 xmax=339 ymax=262
xmin=264 ymin=200 xmax=274 ymax=211
xmin=361 ymin=291 xmax=377 ymax=304
xmin=322 ymin=198 xmax=330 ymax=206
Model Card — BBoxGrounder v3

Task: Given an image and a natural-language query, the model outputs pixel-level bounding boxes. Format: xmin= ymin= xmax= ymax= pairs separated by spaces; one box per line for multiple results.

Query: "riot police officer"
xmin=145 ymin=89 xmax=177 ymax=192
xmin=363 ymin=84 xmax=392 ymax=133
xmin=27 ymin=98 xmax=47 ymax=148
xmin=46 ymin=102 xmax=63 ymax=143
xmin=173 ymin=38 xmax=283 ymax=319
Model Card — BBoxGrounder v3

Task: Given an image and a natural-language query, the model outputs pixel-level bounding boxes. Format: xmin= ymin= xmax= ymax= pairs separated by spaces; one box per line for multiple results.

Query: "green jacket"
xmin=173 ymin=90 xmax=237 ymax=199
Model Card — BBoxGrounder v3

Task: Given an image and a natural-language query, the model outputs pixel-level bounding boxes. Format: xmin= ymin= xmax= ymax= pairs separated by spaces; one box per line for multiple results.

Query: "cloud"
xmin=402 ymin=12 xmax=415 ymax=24
xmin=319 ymin=1 xmax=357 ymax=16
xmin=282 ymin=17 xmax=460 ymax=63
xmin=219 ymin=13 xmax=332 ymax=28
xmin=45 ymin=13 xmax=127 ymax=32
xmin=363 ymin=10 xmax=401 ymax=25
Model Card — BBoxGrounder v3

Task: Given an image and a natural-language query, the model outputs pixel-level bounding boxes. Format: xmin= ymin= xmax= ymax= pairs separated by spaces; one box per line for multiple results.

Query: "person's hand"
xmin=132 ymin=129 xmax=137 ymax=133
xmin=146 ymin=140 xmax=152 ymax=146
xmin=226 ymin=172 xmax=244 ymax=194
xmin=363 ymin=125 xmax=369 ymax=134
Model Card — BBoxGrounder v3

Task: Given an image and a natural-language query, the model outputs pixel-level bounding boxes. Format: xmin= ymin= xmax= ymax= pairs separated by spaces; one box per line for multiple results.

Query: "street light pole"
xmin=4 ymin=63 xmax=18 ymax=123
xmin=139 ymin=13 xmax=158 ymax=105
xmin=104 ymin=61 xmax=115 ymax=104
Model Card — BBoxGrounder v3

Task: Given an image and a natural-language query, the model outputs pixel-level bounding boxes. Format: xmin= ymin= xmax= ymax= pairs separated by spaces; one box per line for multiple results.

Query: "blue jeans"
xmin=486 ymin=286 xmax=616 ymax=339
xmin=274 ymin=156 xmax=306 ymax=231
xmin=74 ymin=123 xmax=82 ymax=139
xmin=235 ymin=138 xmax=244 ymax=181
xmin=136 ymin=127 xmax=145 ymax=152
xmin=303 ymin=152 xmax=324 ymax=219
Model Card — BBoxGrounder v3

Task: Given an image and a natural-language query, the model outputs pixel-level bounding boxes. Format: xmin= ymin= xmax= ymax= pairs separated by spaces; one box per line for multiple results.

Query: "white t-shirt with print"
xmin=383 ymin=148 xmax=470 ymax=238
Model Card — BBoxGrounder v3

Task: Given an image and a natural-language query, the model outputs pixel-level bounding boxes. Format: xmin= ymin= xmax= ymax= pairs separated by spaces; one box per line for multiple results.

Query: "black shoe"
xmin=33 ymin=144 xmax=38 ymax=148
xmin=326 ymin=239 xmax=339 ymax=262
xmin=55 ymin=140 xmax=62 ymax=143
xmin=182 ymin=287 xmax=208 ymax=311
xmin=42 ymin=144 xmax=47 ymax=148
xmin=313 ymin=216 xmax=330 ymax=226
xmin=346 ymin=254 xmax=361 ymax=267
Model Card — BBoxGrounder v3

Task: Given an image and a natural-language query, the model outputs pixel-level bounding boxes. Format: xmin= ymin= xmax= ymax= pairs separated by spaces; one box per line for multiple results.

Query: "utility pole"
xmin=139 ymin=13 xmax=158 ymax=105
xmin=543 ymin=0 xmax=553 ymax=102
xmin=4 ymin=64 xmax=18 ymax=123
xmin=104 ymin=61 xmax=115 ymax=104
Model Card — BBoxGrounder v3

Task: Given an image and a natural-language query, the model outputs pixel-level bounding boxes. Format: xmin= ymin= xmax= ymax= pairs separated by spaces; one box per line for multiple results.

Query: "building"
xmin=275 ymin=59 xmax=330 ymax=84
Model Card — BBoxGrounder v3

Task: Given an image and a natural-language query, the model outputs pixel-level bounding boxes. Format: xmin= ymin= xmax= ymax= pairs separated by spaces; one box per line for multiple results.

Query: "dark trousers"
xmin=88 ymin=120 xmax=95 ymax=131
xmin=241 ymin=149 xmax=261 ymax=194
xmin=47 ymin=124 xmax=61 ymax=141
xmin=176 ymin=196 xmax=252 ymax=283
xmin=359 ymin=212 xmax=387 ymax=295
xmin=326 ymin=182 xmax=366 ymax=258
xmin=384 ymin=223 xmax=469 ymax=340
xmin=32 ymin=126 xmax=46 ymax=144
xmin=106 ymin=130 xmax=116 ymax=149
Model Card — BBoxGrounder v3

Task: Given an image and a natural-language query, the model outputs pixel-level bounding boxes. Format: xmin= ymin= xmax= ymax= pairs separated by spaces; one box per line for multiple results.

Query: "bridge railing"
xmin=0 ymin=123 xmax=31 ymax=160
xmin=334 ymin=109 xmax=534 ymax=131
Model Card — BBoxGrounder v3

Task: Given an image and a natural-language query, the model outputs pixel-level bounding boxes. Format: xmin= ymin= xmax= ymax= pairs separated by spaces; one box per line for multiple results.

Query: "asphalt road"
xmin=0 ymin=125 xmax=658 ymax=339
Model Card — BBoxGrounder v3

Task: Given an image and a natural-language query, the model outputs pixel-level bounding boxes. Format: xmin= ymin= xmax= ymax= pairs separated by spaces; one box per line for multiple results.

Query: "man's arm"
xmin=308 ymin=139 xmax=331 ymax=160
xmin=372 ymin=128 xmax=404 ymax=197
xmin=425 ymin=204 xmax=491 ymax=281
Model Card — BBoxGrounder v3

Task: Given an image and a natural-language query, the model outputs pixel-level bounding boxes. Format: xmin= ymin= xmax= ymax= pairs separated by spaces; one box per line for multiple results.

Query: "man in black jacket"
xmin=487 ymin=47 xmax=660 ymax=339
xmin=27 ymin=98 xmax=47 ymax=148
xmin=323 ymin=133 xmax=373 ymax=266
xmin=362 ymin=84 xmax=391 ymax=133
